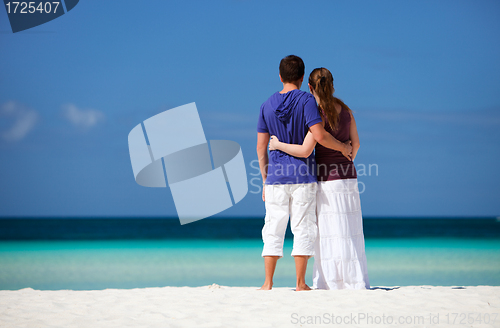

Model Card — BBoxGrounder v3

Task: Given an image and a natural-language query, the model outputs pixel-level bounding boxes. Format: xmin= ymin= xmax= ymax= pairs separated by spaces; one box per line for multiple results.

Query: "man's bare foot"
xmin=295 ymin=284 xmax=312 ymax=291
xmin=259 ymin=282 xmax=273 ymax=290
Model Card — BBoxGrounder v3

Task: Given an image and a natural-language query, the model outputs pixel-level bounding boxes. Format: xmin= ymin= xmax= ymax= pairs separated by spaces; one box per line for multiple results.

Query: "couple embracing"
xmin=256 ymin=55 xmax=370 ymax=291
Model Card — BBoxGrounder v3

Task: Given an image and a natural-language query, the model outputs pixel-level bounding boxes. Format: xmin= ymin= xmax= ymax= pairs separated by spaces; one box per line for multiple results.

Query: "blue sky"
xmin=1 ymin=0 xmax=499 ymax=218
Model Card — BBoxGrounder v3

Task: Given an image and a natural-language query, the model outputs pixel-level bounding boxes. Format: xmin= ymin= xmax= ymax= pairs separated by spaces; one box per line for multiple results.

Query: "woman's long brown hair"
xmin=308 ymin=67 xmax=351 ymax=131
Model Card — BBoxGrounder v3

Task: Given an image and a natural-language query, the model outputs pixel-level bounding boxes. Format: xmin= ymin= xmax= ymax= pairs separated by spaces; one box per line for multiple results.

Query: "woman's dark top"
xmin=315 ymin=106 xmax=357 ymax=181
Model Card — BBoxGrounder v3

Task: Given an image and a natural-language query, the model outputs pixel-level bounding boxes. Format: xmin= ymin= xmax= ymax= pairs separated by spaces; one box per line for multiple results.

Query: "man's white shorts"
xmin=261 ymin=182 xmax=318 ymax=257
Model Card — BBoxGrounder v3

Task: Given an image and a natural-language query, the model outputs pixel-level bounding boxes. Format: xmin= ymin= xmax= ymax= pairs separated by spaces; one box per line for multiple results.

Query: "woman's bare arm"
xmin=268 ymin=131 xmax=317 ymax=158
xmin=349 ymin=112 xmax=360 ymax=161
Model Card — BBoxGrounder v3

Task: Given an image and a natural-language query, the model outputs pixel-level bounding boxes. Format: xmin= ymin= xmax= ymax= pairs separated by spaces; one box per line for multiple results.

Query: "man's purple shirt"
xmin=257 ymin=89 xmax=322 ymax=185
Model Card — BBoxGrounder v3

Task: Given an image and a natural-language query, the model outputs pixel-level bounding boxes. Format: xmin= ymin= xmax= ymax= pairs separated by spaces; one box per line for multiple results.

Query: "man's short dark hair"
xmin=279 ymin=55 xmax=305 ymax=83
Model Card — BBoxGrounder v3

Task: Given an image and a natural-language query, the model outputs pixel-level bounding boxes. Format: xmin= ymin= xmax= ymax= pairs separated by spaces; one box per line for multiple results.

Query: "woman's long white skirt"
xmin=312 ymin=178 xmax=370 ymax=290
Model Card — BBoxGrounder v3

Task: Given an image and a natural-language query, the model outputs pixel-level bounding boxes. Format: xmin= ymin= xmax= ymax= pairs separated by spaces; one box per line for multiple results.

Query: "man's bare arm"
xmin=309 ymin=123 xmax=352 ymax=160
xmin=256 ymin=132 xmax=270 ymax=201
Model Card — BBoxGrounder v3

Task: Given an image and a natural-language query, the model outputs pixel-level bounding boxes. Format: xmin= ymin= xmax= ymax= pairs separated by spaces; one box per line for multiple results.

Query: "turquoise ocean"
xmin=0 ymin=218 xmax=499 ymax=290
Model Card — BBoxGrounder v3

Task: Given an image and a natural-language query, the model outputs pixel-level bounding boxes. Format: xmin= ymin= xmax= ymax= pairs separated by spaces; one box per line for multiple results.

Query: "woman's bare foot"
xmin=295 ymin=284 xmax=312 ymax=291
xmin=259 ymin=282 xmax=273 ymax=290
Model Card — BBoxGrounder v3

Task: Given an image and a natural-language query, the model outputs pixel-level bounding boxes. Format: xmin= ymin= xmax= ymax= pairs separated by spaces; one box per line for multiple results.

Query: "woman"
xmin=269 ymin=67 xmax=370 ymax=290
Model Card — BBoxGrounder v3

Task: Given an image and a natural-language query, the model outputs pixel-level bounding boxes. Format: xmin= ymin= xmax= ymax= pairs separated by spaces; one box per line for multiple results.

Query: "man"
xmin=257 ymin=55 xmax=352 ymax=291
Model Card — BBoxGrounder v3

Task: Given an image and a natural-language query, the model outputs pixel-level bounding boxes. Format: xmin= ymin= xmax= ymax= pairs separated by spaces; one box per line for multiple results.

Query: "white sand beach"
xmin=0 ymin=285 xmax=499 ymax=328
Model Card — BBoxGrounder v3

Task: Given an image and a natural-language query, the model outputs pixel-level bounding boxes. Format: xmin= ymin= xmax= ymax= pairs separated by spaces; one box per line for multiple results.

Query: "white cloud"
xmin=62 ymin=103 xmax=105 ymax=128
xmin=0 ymin=101 xmax=39 ymax=142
